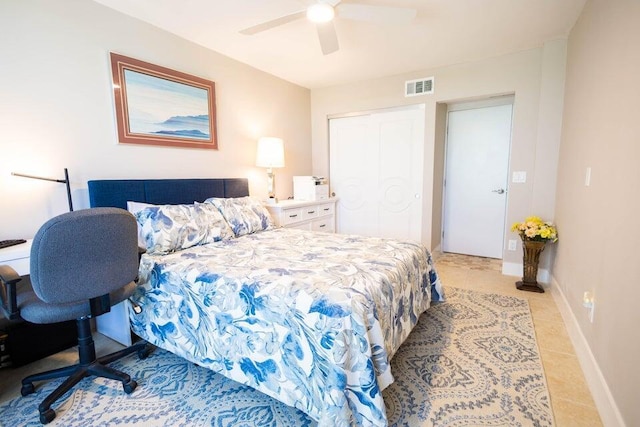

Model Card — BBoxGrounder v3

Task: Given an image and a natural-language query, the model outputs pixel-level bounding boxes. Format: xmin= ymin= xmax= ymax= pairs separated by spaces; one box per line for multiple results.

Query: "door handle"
xmin=492 ymin=188 xmax=506 ymax=194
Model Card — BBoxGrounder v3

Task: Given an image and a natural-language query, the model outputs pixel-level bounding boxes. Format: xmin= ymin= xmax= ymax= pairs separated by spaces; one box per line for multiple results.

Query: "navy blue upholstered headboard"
xmin=88 ymin=178 xmax=250 ymax=209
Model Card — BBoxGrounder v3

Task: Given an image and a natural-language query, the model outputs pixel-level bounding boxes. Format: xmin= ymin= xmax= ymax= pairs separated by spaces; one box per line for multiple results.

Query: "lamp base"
xmin=264 ymin=197 xmax=279 ymax=205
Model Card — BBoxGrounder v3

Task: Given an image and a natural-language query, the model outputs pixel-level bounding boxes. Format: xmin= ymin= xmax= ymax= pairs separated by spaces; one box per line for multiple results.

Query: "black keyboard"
xmin=0 ymin=239 xmax=27 ymax=250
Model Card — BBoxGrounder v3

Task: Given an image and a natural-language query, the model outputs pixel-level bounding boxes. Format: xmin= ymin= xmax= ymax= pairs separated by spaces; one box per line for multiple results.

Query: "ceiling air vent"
xmin=405 ymin=77 xmax=434 ymax=97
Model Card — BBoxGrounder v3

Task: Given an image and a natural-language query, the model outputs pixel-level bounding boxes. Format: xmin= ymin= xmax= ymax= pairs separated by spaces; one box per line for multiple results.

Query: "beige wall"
xmin=0 ymin=0 xmax=311 ymax=240
xmin=431 ymin=103 xmax=448 ymax=250
xmin=554 ymin=0 xmax=640 ymax=425
xmin=311 ymin=42 xmax=567 ymax=274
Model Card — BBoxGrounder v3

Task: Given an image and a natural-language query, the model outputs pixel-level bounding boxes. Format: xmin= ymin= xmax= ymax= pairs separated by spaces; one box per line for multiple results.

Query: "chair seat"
xmin=17 ymin=277 xmax=138 ymax=324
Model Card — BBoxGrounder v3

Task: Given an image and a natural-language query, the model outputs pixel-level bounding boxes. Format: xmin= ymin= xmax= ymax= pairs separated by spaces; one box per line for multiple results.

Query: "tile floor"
xmin=0 ymin=252 xmax=603 ymax=426
xmin=432 ymin=251 xmax=603 ymax=426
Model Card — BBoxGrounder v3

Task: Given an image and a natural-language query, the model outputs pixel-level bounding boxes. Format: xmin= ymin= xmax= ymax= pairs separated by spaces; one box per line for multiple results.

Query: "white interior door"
xmin=442 ymin=103 xmax=512 ymax=258
xmin=329 ymin=105 xmax=425 ymax=241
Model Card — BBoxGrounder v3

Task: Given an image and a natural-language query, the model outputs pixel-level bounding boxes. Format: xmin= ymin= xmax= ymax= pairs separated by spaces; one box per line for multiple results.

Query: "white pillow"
xmin=127 ymin=201 xmax=157 ymax=248
xmin=127 ymin=201 xmax=156 ymax=214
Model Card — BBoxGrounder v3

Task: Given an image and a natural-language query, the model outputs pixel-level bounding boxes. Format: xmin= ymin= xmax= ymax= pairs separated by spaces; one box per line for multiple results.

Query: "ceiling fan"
xmin=239 ymin=0 xmax=417 ymax=55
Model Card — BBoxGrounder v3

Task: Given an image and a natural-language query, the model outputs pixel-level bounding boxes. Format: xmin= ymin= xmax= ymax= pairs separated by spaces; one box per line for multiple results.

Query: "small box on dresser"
xmin=293 ymin=176 xmax=329 ymax=201
xmin=265 ymin=198 xmax=337 ymax=233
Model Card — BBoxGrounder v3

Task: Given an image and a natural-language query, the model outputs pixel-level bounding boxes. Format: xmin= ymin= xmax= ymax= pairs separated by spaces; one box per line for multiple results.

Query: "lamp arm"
xmin=11 ymin=168 xmax=74 ymax=211
xmin=64 ymin=168 xmax=73 ymax=211
xmin=10 ymin=172 xmax=66 ymax=184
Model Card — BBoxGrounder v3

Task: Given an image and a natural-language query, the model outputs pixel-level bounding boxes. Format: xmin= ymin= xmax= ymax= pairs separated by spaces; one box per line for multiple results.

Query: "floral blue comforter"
xmin=130 ymin=228 xmax=444 ymax=426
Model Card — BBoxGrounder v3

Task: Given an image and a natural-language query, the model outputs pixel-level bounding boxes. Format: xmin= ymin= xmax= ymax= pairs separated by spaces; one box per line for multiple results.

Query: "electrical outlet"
xmin=585 ymin=167 xmax=591 ymax=187
xmin=508 ymin=240 xmax=517 ymax=251
xmin=583 ymin=291 xmax=595 ymax=323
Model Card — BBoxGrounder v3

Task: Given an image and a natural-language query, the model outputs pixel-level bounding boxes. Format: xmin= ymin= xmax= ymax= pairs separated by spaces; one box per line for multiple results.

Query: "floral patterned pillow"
xmin=127 ymin=201 xmax=158 ymax=248
xmin=205 ymin=196 xmax=274 ymax=237
xmin=135 ymin=203 xmax=234 ymax=255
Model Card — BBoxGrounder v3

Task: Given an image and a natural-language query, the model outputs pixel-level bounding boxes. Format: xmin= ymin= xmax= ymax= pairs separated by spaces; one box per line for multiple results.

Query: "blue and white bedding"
xmin=129 ymin=227 xmax=443 ymax=426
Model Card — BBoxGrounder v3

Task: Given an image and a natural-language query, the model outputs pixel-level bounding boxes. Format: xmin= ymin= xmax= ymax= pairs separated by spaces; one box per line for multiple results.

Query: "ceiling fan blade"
xmin=240 ymin=10 xmax=306 ymax=35
xmin=316 ymin=21 xmax=339 ymax=55
xmin=336 ymin=4 xmax=417 ymax=25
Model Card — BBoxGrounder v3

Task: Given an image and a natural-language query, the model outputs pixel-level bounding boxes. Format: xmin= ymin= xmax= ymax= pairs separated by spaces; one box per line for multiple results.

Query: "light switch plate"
xmin=512 ymin=171 xmax=527 ymax=183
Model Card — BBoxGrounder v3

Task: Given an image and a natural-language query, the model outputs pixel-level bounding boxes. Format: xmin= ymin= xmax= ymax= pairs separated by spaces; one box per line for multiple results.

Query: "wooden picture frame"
xmin=110 ymin=53 xmax=217 ymax=150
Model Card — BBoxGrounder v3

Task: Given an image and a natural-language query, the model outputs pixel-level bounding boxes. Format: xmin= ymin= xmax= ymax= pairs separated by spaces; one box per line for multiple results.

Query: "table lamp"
xmin=11 ymin=168 xmax=73 ymax=211
xmin=256 ymin=137 xmax=285 ymax=202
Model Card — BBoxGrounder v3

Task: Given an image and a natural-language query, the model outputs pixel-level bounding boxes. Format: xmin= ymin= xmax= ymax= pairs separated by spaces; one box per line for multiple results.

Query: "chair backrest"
xmin=30 ymin=208 xmax=138 ymax=305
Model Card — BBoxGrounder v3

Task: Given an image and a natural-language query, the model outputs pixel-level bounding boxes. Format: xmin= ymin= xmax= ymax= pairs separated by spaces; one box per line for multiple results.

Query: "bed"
xmin=88 ymin=178 xmax=444 ymax=427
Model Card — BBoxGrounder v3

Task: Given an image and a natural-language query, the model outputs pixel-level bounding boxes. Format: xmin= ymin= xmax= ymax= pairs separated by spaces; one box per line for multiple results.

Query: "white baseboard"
xmin=502 ymin=262 xmax=550 ymax=283
xmin=550 ymin=276 xmax=625 ymax=427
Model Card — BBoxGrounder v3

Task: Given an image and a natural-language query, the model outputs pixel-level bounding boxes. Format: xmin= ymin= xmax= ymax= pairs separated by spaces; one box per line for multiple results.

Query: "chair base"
xmin=21 ymin=317 xmax=150 ymax=424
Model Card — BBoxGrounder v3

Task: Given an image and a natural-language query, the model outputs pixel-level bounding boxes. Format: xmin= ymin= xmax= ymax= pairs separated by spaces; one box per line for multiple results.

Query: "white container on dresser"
xmin=293 ymin=176 xmax=329 ymax=201
xmin=265 ymin=198 xmax=337 ymax=233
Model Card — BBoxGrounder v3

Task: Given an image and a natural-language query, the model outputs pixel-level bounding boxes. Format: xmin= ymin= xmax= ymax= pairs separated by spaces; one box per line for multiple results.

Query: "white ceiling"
xmin=93 ymin=0 xmax=586 ymax=89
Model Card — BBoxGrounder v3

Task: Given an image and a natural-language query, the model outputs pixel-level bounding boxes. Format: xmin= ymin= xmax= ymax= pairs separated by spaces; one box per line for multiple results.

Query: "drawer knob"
xmin=308 ymin=210 xmax=315 ymax=214
xmin=319 ymin=224 xmax=326 ymax=228
xmin=289 ymin=214 xmax=298 ymax=218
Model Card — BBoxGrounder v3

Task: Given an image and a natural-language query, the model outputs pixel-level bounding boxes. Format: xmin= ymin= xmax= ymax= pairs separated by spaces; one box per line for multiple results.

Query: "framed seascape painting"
xmin=110 ymin=53 xmax=217 ymax=149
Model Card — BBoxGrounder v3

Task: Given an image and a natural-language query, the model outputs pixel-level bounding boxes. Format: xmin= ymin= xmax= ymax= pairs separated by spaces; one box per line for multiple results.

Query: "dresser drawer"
xmin=312 ymin=217 xmax=334 ymax=233
xmin=318 ymin=203 xmax=334 ymax=216
xmin=288 ymin=222 xmax=311 ymax=231
xmin=263 ymin=198 xmax=337 ymax=233
xmin=282 ymin=208 xmax=304 ymax=225
xmin=301 ymin=205 xmax=319 ymax=221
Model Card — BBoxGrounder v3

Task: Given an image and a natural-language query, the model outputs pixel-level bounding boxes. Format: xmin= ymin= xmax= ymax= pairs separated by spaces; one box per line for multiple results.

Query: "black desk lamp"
xmin=11 ymin=168 xmax=73 ymax=211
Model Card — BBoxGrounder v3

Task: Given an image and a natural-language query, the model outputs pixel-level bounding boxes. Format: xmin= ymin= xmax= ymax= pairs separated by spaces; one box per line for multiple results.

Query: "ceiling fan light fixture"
xmin=307 ymin=3 xmax=335 ymax=23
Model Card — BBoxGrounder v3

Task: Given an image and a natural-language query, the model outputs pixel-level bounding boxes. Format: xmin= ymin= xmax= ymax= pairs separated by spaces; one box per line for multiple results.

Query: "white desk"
xmin=0 ymin=239 xmax=32 ymax=275
xmin=0 ymin=239 xmax=133 ymax=346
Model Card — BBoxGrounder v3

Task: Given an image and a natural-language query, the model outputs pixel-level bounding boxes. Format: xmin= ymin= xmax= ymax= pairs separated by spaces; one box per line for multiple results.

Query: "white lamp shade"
xmin=256 ymin=137 xmax=285 ymax=168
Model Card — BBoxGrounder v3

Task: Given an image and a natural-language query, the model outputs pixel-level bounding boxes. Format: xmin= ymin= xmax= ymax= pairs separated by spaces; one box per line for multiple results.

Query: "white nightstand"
xmin=265 ymin=198 xmax=337 ymax=233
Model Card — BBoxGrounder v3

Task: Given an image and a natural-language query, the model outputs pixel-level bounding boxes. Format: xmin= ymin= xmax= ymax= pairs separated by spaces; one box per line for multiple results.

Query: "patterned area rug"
xmin=0 ymin=288 xmax=553 ymax=426
xmin=432 ymin=252 xmax=502 ymax=272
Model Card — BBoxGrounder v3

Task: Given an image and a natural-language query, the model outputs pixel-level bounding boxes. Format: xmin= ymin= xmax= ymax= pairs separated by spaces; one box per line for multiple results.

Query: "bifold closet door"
xmin=329 ymin=105 xmax=425 ymax=241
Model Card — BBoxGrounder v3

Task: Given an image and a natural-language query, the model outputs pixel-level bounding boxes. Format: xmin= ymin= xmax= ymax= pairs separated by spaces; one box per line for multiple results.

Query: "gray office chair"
xmin=0 ymin=208 xmax=149 ymax=424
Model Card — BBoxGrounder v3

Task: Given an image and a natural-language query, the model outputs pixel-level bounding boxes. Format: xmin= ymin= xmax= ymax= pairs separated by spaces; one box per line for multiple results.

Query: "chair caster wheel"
xmin=123 ymin=379 xmax=137 ymax=394
xmin=40 ymin=408 xmax=56 ymax=424
xmin=21 ymin=383 xmax=35 ymax=396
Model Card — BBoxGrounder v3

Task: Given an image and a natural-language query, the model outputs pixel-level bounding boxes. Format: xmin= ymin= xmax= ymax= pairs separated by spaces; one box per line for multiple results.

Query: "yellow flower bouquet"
xmin=511 ymin=216 xmax=558 ymax=243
